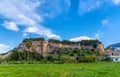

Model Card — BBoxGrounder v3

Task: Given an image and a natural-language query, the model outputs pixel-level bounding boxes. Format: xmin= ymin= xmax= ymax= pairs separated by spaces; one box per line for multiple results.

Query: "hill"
xmin=0 ymin=37 xmax=105 ymax=63
xmin=108 ymin=43 xmax=120 ymax=48
xmin=16 ymin=37 xmax=104 ymax=56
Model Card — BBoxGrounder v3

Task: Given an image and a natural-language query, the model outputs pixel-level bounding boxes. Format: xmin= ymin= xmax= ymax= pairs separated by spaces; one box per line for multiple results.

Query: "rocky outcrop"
xmin=17 ymin=40 xmax=104 ymax=56
xmin=97 ymin=44 xmax=105 ymax=56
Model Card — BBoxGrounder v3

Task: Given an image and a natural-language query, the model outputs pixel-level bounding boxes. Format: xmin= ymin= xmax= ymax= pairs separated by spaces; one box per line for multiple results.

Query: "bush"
xmin=102 ymin=57 xmax=112 ymax=62
xmin=45 ymin=54 xmax=57 ymax=62
xmin=8 ymin=50 xmax=44 ymax=61
xmin=59 ymin=55 xmax=71 ymax=63
xmin=78 ymin=54 xmax=98 ymax=63
xmin=54 ymin=61 xmax=64 ymax=64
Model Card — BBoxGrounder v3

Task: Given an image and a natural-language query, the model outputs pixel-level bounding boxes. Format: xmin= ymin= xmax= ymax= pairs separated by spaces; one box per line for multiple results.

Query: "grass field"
xmin=0 ymin=62 xmax=120 ymax=77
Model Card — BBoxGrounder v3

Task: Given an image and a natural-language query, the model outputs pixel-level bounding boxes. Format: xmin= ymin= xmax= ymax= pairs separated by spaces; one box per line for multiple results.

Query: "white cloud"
xmin=79 ymin=0 xmax=103 ymax=15
xmin=23 ymin=33 xmax=28 ymax=37
xmin=93 ymin=31 xmax=103 ymax=40
xmin=102 ymin=19 xmax=108 ymax=26
xmin=113 ymin=0 xmax=120 ymax=5
xmin=3 ymin=21 xmax=19 ymax=31
xmin=94 ymin=33 xmax=100 ymax=39
xmin=78 ymin=0 xmax=120 ymax=15
xmin=70 ymin=36 xmax=93 ymax=42
xmin=70 ymin=32 xmax=103 ymax=42
xmin=0 ymin=0 xmax=62 ymax=39
xmin=24 ymin=26 xmax=60 ymax=39
xmin=40 ymin=0 xmax=71 ymax=18
xmin=0 ymin=43 xmax=11 ymax=53
xmin=24 ymin=26 xmax=39 ymax=33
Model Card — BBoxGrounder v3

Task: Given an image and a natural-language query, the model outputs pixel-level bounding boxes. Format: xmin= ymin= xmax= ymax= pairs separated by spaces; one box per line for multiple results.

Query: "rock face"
xmin=97 ymin=44 xmax=105 ymax=55
xmin=17 ymin=40 xmax=104 ymax=56
xmin=18 ymin=40 xmax=80 ymax=56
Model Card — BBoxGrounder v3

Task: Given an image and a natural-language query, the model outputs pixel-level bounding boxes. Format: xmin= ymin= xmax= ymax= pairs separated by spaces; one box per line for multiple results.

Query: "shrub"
xmin=78 ymin=54 xmax=98 ymax=63
xmin=59 ymin=55 xmax=70 ymax=63
xmin=45 ymin=54 xmax=57 ymax=62
xmin=102 ymin=57 xmax=112 ymax=62
xmin=8 ymin=50 xmax=44 ymax=62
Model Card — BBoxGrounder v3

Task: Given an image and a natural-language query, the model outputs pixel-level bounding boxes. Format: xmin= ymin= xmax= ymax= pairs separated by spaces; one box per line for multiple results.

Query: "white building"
xmin=114 ymin=47 xmax=120 ymax=56
xmin=110 ymin=56 xmax=120 ymax=62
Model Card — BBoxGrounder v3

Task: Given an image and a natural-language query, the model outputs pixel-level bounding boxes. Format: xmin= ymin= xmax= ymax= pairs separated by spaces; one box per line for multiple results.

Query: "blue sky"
xmin=0 ymin=0 xmax=120 ymax=53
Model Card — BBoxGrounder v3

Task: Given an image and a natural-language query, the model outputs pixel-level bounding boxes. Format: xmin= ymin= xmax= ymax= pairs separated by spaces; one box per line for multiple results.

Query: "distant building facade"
xmin=105 ymin=47 xmax=120 ymax=62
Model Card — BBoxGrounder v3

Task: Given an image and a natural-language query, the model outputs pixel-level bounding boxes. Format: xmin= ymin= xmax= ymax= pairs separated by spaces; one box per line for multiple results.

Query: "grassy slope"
xmin=0 ymin=62 xmax=120 ymax=77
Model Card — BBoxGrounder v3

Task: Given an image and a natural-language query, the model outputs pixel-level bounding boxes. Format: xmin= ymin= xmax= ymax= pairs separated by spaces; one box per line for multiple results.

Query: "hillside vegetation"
xmin=0 ymin=38 xmax=105 ymax=64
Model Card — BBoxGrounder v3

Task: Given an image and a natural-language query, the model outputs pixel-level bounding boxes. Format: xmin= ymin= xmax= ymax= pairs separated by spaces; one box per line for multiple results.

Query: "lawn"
xmin=0 ymin=62 xmax=120 ymax=77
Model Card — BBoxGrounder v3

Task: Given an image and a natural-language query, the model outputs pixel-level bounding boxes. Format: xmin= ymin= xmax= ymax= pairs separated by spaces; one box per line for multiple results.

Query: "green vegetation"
xmin=0 ymin=38 xmax=113 ymax=77
xmin=1 ymin=37 xmax=104 ymax=63
xmin=5 ymin=48 xmax=99 ymax=64
xmin=0 ymin=62 xmax=120 ymax=77
xmin=23 ymin=37 xmax=45 ymax=42
xmin=80 ymin=40 xmax=101 ymax=48
xmin=49 ymin=39 xmax=61 ymax=43
xmin=1 ymin=38 xmax=103 ymax=64
xmin=7 ymin=50 xmax=43 ymax=62
xmin=46 ymin=48 xmax=99 ymax=63
xmin=48 ymin=39 xmax=101 ymax=45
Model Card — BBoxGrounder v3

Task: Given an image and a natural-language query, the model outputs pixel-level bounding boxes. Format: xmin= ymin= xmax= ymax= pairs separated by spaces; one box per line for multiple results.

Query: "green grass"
xmin=0 ymin=62 xmax=120 ymax=77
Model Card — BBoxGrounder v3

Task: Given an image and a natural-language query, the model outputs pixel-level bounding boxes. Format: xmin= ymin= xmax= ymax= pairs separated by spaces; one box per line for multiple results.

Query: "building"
xmin=110 ymin=56 xmax=120 ymax=62
xmin=105 ymin=47 xmax=120 ymax=62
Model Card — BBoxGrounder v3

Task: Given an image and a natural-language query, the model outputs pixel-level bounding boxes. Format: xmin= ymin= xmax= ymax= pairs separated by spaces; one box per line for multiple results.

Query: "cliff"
xmin=17 ymin=40 xmax=80 ymax=56
xmin=17 ymin=38 xmax=104 ymax=56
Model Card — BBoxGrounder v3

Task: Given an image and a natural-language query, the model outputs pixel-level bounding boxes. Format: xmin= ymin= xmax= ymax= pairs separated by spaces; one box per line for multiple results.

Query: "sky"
xmin=0 ymin=0 xmax=120 ymax=53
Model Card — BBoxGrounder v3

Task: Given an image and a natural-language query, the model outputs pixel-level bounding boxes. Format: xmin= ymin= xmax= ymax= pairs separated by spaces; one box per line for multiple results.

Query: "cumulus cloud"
xmin=70 ymin=31 xmax=103 ymax=42
xmin=3 ymin=21 xmax=19 ymax=31
xmin=0 ymin=0 xmax=71 ymax=39
xmin=24 ymin=26 xmax=60 ymax=39
xmin=0 ymin=43 xmax=11 ymax=53
xmin=70 ymin=36 xmax=93 ymax=42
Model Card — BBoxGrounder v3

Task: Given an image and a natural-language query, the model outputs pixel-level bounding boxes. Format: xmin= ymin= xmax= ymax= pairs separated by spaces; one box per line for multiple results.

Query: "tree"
xmin=10 ymin=50 xmax=20 ymax=61
xmin=48 ymin=39 xmax=61 ymax=43
xmin=25 ymin=40 xmax=32 ymax=61
xmin=46 ymin=54 xmax=57 ymax=62
xmin=33 ymin=37 xmax=45 ymax=41
xmin=62 ymin=40 xmax=75 ymax=44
